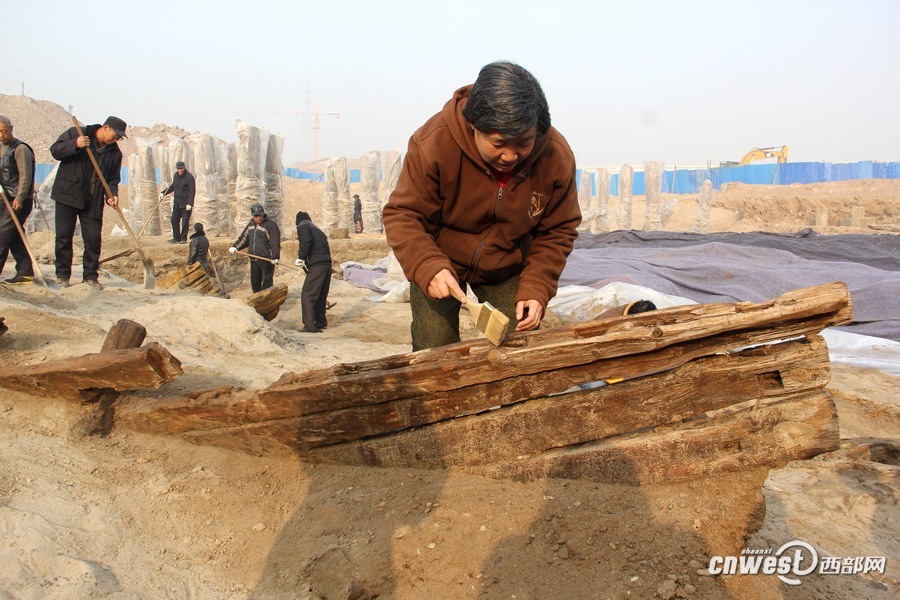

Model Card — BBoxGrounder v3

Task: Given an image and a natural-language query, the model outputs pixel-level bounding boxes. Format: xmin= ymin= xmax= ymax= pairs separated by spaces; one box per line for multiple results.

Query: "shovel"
xmin=207 ymin=248 xmax=229 ymax=297
xmin=233 ymin=249 xmax=307 ymax=272
xmin=0 ymin=187 xmax=49 ymax=288
xmin=72 ymin=117 xmax=155 ymax=289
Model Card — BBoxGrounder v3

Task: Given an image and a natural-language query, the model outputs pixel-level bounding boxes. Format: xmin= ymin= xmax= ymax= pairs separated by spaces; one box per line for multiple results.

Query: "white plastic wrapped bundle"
xmin=360 ymin=151 xmax=381 ymax=233
xmin=264 ymin=134 xmax=285 ymax=232
xmin=28 ymin=163 xmax=58 ymax=233
xmin=156 ymin=142 xmax=171 ymax=226
xmin=576 ymin=170 xmax=592 ymax=232
xmin=617 ymin=163 xmax=633 ymax=230
xmin=234 ymin=120 xmax=269 ymax=230
xmin=643 ymin=160 xmax=664 ymax=231
xmin=188 ymin=133 xmax=220 ymax=236
xmin=217 ymin=140 xmax=237 ymax=236
xmin=379 ymin=150 xmax=401 ymax=212
xmin=322 ymin=156 xmax=347 ymax=235
xmin=591 ymin=168 xmax=611 ymax=233
xmin=694 ymin=178 xmax=713 ymax=233
xmin=129 ymin=138 xmax=161 ymax=236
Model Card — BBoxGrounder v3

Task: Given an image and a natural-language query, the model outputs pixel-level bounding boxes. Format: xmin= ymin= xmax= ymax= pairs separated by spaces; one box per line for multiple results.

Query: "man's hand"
xmin=11 ymin=199 xmax=21 ymax=211
xmin=229 ymin=247 xmax=237 ymax=254
xmin=295 ymin=259 xmax=306 ymax=268
xmin=515 ymin=299 xmax=543 ymax=331
xmin=76 ymin=135 xmax=90 ymax=149
xmin=106 ymin=196 xmax=119 ymax=209
xmin=186 ymin=204 xmax=192 ymax=211
xmin=427 ymin=269 xmax=466 ymax=302
xmin=272 ymin=258 xmax=279 ymax=265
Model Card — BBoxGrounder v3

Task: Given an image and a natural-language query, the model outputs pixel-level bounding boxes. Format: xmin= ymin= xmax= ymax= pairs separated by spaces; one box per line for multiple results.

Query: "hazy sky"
xmin=5 ymin=0 xmax=899 ymax=167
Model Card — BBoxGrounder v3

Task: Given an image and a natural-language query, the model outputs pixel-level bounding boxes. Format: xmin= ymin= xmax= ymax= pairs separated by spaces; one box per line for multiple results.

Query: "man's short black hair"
xmin=462 ymin=61 xmax=551 ymax=137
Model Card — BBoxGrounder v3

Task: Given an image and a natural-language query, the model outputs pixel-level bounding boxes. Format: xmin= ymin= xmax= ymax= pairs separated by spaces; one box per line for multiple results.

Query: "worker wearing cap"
xmin=50 ymin=115 xmax=127 ymax=288
xmin=161 ymin=160 xmax=196 ymax=243
xmin=229 ymin=203 xmax=281 ymax=293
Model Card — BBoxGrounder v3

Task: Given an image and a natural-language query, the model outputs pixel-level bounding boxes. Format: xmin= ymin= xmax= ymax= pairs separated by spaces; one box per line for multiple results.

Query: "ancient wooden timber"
xmin=0 ymin=319 xmax=182 ymax=401
xmin=115 ymin=282 xmax=852 ymax=485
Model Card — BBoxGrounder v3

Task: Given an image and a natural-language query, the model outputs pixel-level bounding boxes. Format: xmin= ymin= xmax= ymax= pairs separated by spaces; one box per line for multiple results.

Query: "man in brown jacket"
xmin=383 ymin=61 xmax=581 ymax=350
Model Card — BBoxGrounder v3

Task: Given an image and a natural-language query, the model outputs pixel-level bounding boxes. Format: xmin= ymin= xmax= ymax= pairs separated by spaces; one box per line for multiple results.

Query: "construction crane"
xmin=302 ymin=102 xmax=340 ymax=161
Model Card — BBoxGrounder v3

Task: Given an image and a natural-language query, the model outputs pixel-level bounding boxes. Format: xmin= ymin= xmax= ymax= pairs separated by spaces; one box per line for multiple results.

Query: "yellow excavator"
xmin=721 ymin=145 xmax=789 ymax=167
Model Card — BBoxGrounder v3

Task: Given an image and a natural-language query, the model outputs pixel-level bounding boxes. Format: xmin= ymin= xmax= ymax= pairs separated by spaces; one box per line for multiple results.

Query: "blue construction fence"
xmin=35 ymin=160 xmax=898 ymax=193
xmin=582 ymin=160 xmax=900 ymax=196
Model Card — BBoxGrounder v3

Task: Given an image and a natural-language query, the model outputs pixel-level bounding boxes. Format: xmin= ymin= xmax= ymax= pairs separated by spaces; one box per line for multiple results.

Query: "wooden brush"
xmin=463 ymin=300 xmax=511 ymax=346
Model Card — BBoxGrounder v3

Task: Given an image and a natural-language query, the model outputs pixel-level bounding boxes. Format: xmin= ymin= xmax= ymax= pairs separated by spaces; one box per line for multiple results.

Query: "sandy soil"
xmin=0 ymin=178 xmax=898 ymax=599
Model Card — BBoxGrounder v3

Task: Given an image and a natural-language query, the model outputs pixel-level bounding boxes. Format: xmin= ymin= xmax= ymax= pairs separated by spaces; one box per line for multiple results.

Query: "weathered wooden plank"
xmin=0 ymin=342 xmax=183 ymax=399
xmin=113 ymin=285 xmax=850 ymax=438
xmin=258 ymin=282 xmax=851 ymax=412
xmin=300 ymin=337 xmax=831 ymax=464
xmin=244 ymin=283 xmax=288 ymax=321
xmin=469 ymin=391 xmax=839 ymax=485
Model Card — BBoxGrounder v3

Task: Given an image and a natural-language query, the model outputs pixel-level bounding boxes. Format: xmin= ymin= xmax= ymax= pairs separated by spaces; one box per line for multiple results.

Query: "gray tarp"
xmin=563 ymin=230 xmax=900 ymax=342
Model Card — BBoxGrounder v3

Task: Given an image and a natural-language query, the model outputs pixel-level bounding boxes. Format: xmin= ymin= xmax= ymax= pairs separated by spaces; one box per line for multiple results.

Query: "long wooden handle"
xmin=0 ymin=187 xmax=47 ymax=285
xmin=72 ymin=117 xmax=155 ymax=288
xmin=233 ymin=249 xmax=305 ymax=272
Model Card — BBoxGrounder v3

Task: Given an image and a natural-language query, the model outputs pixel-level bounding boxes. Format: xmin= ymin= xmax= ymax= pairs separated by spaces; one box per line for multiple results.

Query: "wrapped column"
xmin=360 ymin=151 xmax=381 ymax=234
xmin=377 ymin=150 xmax=401 ymax=233
xmin=217 ymin=140 xmax=237 ymax=237
xmin=694 ymin=178 xmax=713 ymax=234
xmin=576 ymin=169 xmax=592 ymax=232
xmin=129 ymin=138 xmax=161 ymax=236
xmin=617 ymin=163 xmax=633 ymax=230
xmin=188 ymin=133 xmax=220 ymax=236
xmin=234 ymin=120 xmax=269 ymax=230
xmin=643 ymin=160 xmax=664 ymax=231
xmin=322 ymin=156 xmax=348 ymax=235
xmin=264 ymin=134 xmax=285 ymax=232
xmin=591 ymin=167 xmax=611 ymax=233
xmin=28 ymin=163 xmax=58 ymax=233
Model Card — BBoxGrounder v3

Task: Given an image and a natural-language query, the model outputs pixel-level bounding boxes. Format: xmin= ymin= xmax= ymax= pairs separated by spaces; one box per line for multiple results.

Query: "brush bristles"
xmin=480 ymin=302 xmax=511 ymax=346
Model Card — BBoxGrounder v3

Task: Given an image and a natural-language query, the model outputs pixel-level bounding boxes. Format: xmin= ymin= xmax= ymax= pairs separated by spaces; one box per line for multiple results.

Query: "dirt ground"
xmin=0 ymin=172 xmax=898 ymax=599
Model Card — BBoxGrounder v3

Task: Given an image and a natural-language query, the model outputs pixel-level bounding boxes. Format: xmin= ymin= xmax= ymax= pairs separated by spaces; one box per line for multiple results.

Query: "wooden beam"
xmin=114 ymin=283 xmax=850 ymax=441
xmin=0 ymin=342 xmax=183 ymax=399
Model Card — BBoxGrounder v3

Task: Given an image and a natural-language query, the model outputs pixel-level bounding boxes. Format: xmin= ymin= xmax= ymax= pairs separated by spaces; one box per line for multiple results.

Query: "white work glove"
xmin=272 ymin=258 xmax=279 ymax=265
xmin=186 ymin=204 xmax=192 ymax=211
xmin=228 ymin=247 xmax=237 ymax=254
xmin=295 ymin=259 xmax=306 ymax=268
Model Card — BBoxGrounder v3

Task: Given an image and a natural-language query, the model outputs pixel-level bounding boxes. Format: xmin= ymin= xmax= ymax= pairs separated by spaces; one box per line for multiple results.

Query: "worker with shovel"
xmin=383 ymin=61 xmax=581 ymax=350
xmin=229 ymin=203 xmax=281 ymax=293
xmin=0 ymin=115 xmax=36 ymax=285
xmin=49 ymin=116 xmax=127 ymax=289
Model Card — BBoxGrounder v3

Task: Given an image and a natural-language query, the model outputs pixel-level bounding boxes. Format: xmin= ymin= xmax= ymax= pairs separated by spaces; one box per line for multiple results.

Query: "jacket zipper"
xmin=465 ymin=174 xmax=504 ymax=282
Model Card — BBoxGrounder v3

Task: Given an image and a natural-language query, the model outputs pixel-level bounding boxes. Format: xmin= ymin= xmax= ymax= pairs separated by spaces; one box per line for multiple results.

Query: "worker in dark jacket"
xmin=229 ymin=203 xmax=280 ymax=292
xmin=161 ymin=160 xmax=195 ymax=243
xmin=295 ymin=211 xmax=332 ymax=333
xmin=50 ymin=116 xmax=127 ymax=288
xmin=187 ymin=222 xmax=210 ymax=271
xmin=0 ymin=115 xmax=36 ymax=284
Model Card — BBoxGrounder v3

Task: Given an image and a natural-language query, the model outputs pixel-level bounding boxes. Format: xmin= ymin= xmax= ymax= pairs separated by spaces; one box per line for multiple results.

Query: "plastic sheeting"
xmin=360 ymin=151 xmax=381 ymax=233
xmin=27 ymin=163 xmax=57 ymax=233
xmin=616 ymin=164 xmax=633 ymax=229
xmin=264 ymin=134 xmax=285 ymax=232
xmin=217 ymin=140 xmax=237 ymax=236
xmin=566 ymin=230 xmax=900 ymax=342
xmin=322 ymin=156 xmax=348 ymax=235
xmin=128 ymin=138 xmax=162 ymax=236
xmin=187 ymin=133 xmax=221 ymax=236
xmin=235 ymin=120 xmax=269 ymax=230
